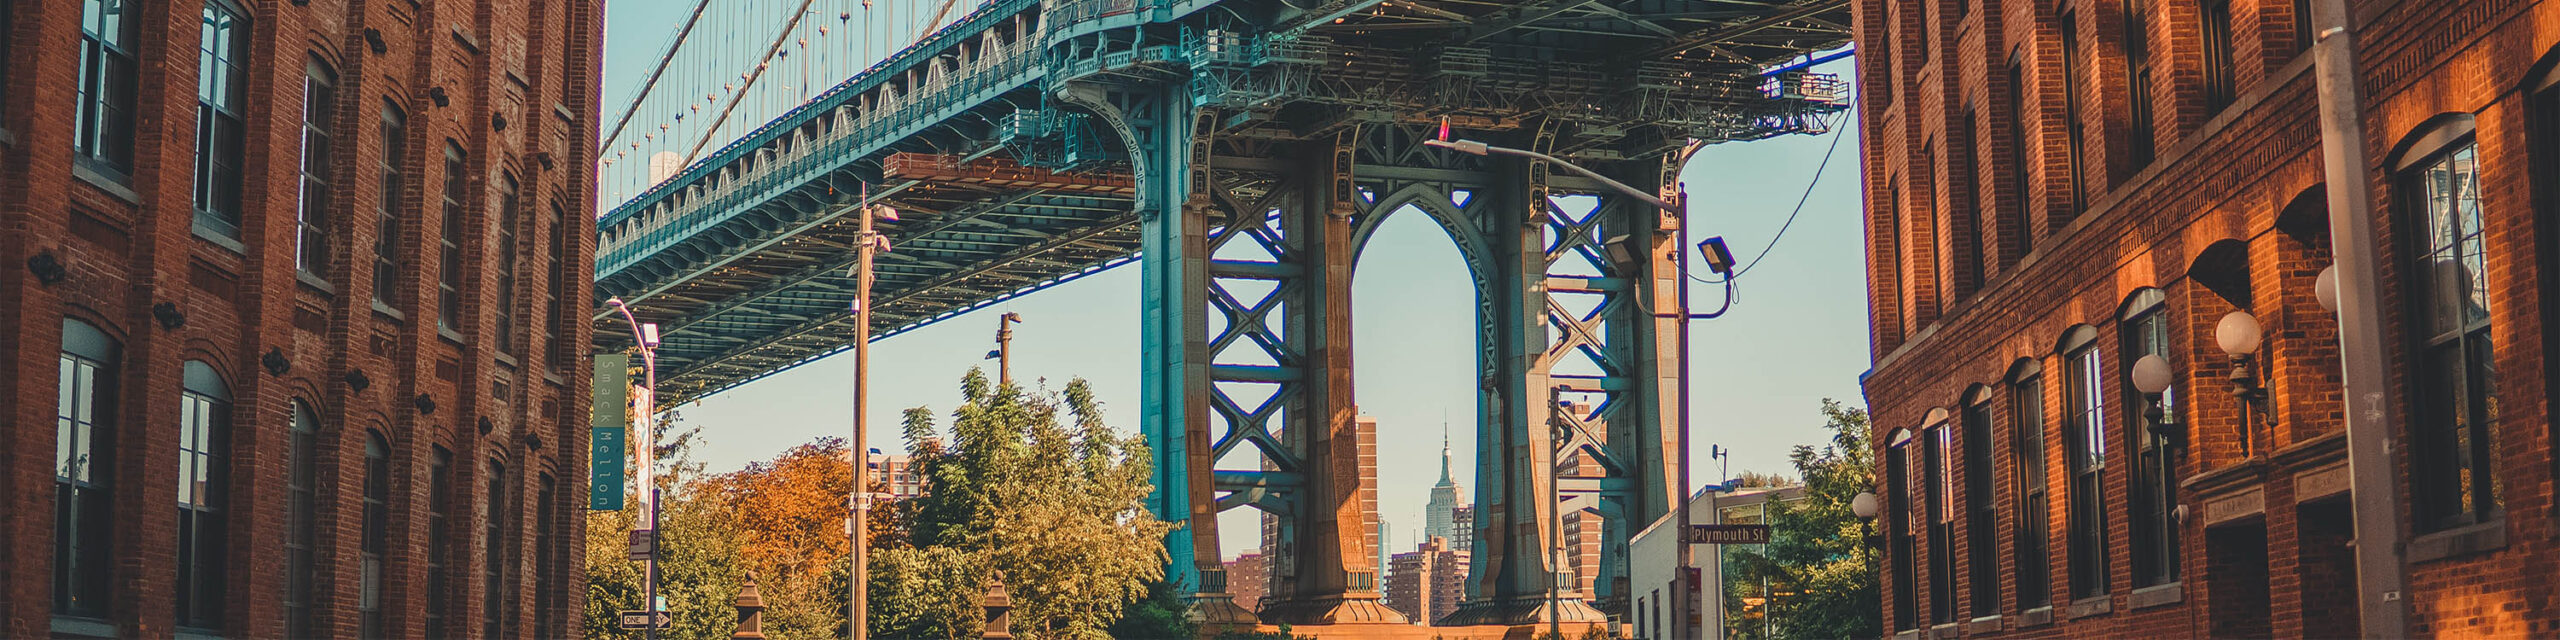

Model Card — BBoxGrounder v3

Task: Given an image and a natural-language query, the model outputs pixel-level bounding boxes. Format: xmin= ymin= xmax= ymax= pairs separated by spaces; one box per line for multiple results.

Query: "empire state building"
xmin=1424 ymin=427 xmax=1466 ymax=548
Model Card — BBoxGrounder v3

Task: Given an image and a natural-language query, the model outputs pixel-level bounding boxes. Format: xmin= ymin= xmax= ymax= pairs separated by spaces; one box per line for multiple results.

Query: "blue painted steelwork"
xmin=592 ymin=0 xmax=1852 ymax=627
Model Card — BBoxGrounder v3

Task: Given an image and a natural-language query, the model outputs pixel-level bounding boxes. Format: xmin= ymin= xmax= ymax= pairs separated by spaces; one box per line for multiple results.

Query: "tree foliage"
xmin=1721 ymin=399 xmax=1881 ymax=640
xmin=878 ymin=370 xmax=1177 ymax=639
xmin=583 ymin=409 xmax=750 ymax=640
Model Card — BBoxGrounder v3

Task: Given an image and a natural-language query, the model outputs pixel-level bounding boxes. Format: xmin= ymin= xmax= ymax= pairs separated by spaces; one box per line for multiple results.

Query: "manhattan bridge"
xmin=590 ymin=0 xmax=1849 ymax=631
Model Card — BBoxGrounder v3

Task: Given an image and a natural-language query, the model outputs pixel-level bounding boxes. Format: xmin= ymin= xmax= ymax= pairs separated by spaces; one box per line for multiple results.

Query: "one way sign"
xmin=618 ymin=610 xmax=672 ymax=630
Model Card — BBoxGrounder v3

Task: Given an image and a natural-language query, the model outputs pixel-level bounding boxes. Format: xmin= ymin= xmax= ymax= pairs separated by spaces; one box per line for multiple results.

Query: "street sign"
xmin=617 ymin=610 xmax=672 ymax=630
xmin=591 ymin=355 xmax=629 ymax=511
xmin=1686 ymin=523 xmax=1773 ymax=544
xmin=627 ymin=529 xmax=656 ymax=562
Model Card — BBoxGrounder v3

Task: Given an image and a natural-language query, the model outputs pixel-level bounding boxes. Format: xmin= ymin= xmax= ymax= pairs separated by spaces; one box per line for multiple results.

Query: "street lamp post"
xmin=1425 ymin=137 xmax=1730 ymax=639
xmin=605 ymin=298 xmax=662 ymax=640
xmin=848 ymin=198 xmax=896 ymax=640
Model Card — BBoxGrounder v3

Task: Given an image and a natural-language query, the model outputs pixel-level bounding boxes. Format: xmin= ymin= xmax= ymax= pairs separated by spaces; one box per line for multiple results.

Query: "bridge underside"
xmin=592 ymin=0 xmax=1849 ymax=631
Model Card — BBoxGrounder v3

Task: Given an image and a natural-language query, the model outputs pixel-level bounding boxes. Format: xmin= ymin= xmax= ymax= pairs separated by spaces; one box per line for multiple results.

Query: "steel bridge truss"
xmin=590 ymin=0 xmax=1849 ymax=630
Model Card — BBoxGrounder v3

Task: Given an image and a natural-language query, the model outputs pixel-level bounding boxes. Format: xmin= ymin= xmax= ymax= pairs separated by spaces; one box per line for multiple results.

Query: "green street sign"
xmin=590 ymin=354 xmax=628 ymax=511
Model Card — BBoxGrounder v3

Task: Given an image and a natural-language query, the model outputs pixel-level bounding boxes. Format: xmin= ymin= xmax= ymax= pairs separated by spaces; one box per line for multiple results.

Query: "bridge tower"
xmin=587 ymin=0 xmax=1848 ymax=633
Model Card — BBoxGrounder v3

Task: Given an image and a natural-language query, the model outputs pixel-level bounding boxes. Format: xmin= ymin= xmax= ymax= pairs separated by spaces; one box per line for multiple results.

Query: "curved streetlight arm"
xmin=1424 ymin=139 xmax=1679 ymax=212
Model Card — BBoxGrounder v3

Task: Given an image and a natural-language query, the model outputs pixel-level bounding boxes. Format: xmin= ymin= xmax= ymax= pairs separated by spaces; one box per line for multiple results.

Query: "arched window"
xmin=361 ymin=431 xmax=390 ymax=639
xmin=2394 ymin=116 xmax=2499 ymax=531
xmin=1886 ymin=427 xmax=1918 ymax=631
xmin=535 ymin=472 xmax=559 ymax=637
xmin=1960 ymin=385 xmax=1998 ymax=619
xmin=297 ymin=57 xmax=338 ymax=276
xmin=482 ymin=459 xmax=511 ymax=640
xmin=1923 ymin=409 xmax=1955 ymax=625
xmin=374 ymin=100 xmax=408 ymax=305
xmin=176 ymin=360 xmax=231 ymax=630
xmin=2007 ymin=358 xmax=2052 ymax=611
xmin=426 ymin=445 xmax=454 ymax=636
xmin=285 ymin=401 xmax=321 ymax=637
xmin=2118 ymin=288 xmax=2180 ymax=589
xmin=2056 ymin=324 xmax=2109 ymax=600
xmin=192 ymin=0 xmax=252 ymax=239
xmin=55 ymin=318 xmax=119 ymax=619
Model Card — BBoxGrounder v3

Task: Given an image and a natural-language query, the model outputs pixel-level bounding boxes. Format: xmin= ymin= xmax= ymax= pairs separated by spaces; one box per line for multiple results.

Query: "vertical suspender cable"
xmin=598 ymin=0 xmax=716 ymax=155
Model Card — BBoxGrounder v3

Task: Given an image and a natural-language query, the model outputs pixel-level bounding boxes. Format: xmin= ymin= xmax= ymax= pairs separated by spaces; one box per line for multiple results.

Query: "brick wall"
xmin=1855 ymin=0 xmax=2560 ymax=637
xmin=0 ymin=0 xmax=602 ymax=638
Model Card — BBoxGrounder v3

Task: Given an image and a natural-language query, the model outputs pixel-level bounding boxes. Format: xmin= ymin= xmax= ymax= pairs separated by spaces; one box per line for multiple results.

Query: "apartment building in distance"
xmin=0 ymin=0 xmax=604 ymax=638
xmin=1855 ymin=0 xmax=2560 ymax=636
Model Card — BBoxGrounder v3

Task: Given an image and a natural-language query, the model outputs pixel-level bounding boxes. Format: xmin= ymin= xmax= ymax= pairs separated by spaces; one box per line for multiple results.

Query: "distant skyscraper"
xmin=1425 ymin=421 xmax=1467 ymax=545
xmin=1227 ymin=551 xmax=1270 ymax=613
xmin=1450 ymin=505 xmax=1476 ymax=554
xmin=1378 ymin=520 xmax=1394 ymax=579
xmin=1386 ymin=536 xmax=1470 ymax=624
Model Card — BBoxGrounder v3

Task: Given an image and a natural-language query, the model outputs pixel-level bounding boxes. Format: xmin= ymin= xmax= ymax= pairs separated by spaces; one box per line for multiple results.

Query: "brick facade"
xmin=0 ymin=0 xmax=602 ymax=638
xmin=1856 ymin=0 xmax=2560 ymax=637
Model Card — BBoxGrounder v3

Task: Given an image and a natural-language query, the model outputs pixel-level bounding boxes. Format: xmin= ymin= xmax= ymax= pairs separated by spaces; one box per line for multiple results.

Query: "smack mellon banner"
xmin=591 ymin=353 xmax=629 ymax=511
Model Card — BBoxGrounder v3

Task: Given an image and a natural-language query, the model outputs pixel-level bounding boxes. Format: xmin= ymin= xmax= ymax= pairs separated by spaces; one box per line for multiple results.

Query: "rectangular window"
xmin=2060 ymin=10 xmax=2090 ymax=215
xmin=1889 ymin=443 xmax=1917 ymax=630
xmin=175 ymin=372 xmax=230 ymax=630
xmin=2121 ymin=0 xmax=2156 ymax=169
xmin=2004 ymin=57 xmax=2036 ymax=259
xmin=2063 ymin=343 xmax=2111 ymax=599
xmin=376 ymin=105 xmax=409 ymax=307
xmin=495 ymin=176 xmax=523 ymax=356
xmin=1927 ymin=425 xmax=1956 ymax=624
xmin=2124 ymin=298 xmax=2181 ymax=588
xmin=193 ymin=3 xmax=250 ymax=239
xmin=362 ymin=434 xmax=390 ymax=640
xmin=546 ymin=203 xmax=569 ymax=368
xmin=1963 ymin=398 xmax=1999 ymax=618
xmin=54 ymin=323 xmax=117 ymax=619
xmin=427 ymin=446 xmax=453 ymax=638
xmin=2404 ymin=141 xmax=2499 ymax=531
xmin=2012 ymin=374 xmax=2052 ymax=610
xmin=1961 ymin=106 xmax=1986 ymax=287
xmin=76 ymin=0 xmax=139 ymax=174
xmin=440 ymin=145 xmax=468 ymax=333
xmin=2200 ymin=0 xmax=2237 ymax=112
xmin=298 ymin=62 xmax=338 ymax=276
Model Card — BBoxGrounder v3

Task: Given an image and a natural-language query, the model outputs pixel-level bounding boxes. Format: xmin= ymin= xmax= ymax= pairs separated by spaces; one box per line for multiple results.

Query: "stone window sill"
xmin=2068 ymin=595 xmax=2112 ymax=619
xmin=298 ymin=271 xmax=336 ymax=295
xmin=1966 ymin=615 xmax=2003 ymax=635
xmin=51 ymin=616 xmax=115 ymax=638
xmin=72 ymin=160 xmax=140 ymax=205
xmin=1929 ymin=622 xmax=1961 ymax=639
xmin=2018 ymin=606 xmax=2054 ymax=627
xmin=2130 ymin=581 xmax=2183 ymax=609
xmin=373 ymin=300 xmax=406 ymax=321
xmin=2409 ymin=519 xmax=2507 ymax=564
xmin=193 ymin=222 xmax=246 ymax=254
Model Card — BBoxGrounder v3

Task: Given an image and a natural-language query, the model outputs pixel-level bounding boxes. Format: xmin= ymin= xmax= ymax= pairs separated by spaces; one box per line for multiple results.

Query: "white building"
xmin=1628 ymin=484 xmax=1805 ymax=640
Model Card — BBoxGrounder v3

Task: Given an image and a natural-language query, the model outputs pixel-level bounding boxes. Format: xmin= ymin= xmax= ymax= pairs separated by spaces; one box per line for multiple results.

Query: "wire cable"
xmin=1710 ymin=97 xmax=1858 ymax=283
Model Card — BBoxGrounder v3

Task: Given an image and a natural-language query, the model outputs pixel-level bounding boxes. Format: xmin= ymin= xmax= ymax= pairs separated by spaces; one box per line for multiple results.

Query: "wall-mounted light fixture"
xmin=2218 ymin=310 xmax=2272 ymax=418
xmin=2131 ymin=354 xmax=2177 ymax=443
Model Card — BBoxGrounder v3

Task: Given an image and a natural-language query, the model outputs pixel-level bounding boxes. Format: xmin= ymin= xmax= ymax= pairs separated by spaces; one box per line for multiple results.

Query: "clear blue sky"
xmin=602 ymin=0 xmax=1870 ymax=560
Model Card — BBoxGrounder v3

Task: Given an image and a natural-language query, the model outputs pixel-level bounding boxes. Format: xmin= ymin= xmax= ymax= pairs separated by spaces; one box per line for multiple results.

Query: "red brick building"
xmin=1855 ymin=0 xmax=2560 ymax=637
xmin=0 ymin=0 xmax=602 ymax=638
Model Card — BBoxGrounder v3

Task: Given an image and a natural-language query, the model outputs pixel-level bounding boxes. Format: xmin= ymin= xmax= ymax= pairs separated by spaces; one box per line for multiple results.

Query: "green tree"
xmin=1721 ymin=399 xmax=1881 ymax=640
xmin=876 ymin=370 xmax=1178 ymax=639
xmin=583 ymin=408 xmax=751 ymax=639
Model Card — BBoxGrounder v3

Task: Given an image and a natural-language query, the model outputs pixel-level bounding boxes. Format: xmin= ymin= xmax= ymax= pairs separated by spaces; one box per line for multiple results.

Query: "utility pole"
xmin=2307 ymin=0 xmax=2409 ymax=635
xmin=849 ymin=195 xmax=896 ymax=640
xmin=605 ymin=299 xmax=663 ymax=640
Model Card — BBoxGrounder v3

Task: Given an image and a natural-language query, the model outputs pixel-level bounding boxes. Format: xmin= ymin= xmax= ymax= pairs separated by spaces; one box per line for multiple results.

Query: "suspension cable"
xmin=597 ymin=0 xmax=716 ymax=154
xmin=683 ymin=0 xmax=826 ymax=165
